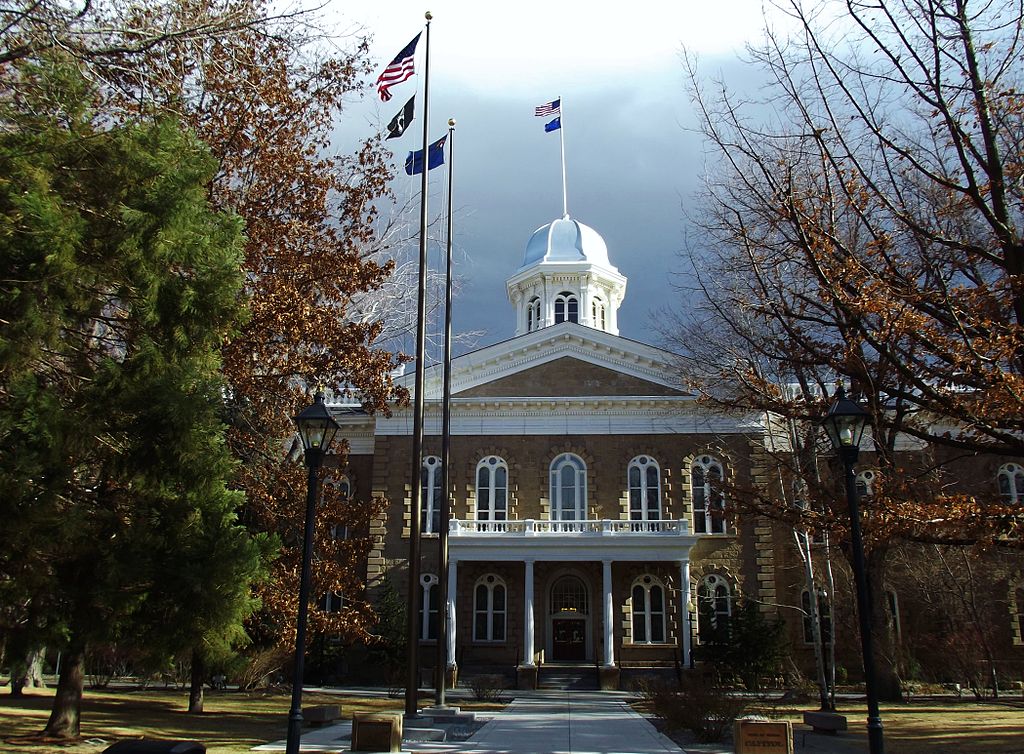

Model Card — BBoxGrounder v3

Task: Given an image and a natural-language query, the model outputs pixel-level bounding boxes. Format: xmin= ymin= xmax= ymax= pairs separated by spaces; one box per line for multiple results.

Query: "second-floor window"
xmin=692 ymin=455 xmax=727 ymax=534
xmin=629 ymin=456 xmax=662 ymax=521
xmin=421 ymin=456 xmax=442 ymax=533
xmin=550 ymin=453 xmax=586 ymax=521
xmin=998 ymin=463 xmax=1024 ymax=503
xmin=476 ymin=456 xmax=508 ymax=521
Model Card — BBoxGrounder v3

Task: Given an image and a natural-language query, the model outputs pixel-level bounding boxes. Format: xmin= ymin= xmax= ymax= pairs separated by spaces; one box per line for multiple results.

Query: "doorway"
xmin=552 ymin=618 xmax=587 ymax=661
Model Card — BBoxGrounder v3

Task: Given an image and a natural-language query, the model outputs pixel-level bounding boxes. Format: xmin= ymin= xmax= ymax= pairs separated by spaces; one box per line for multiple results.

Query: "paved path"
xmin=253 ymin=689 xmax=868 ymax=753
xmin=456 ymin=692 xmax=682 ymax=754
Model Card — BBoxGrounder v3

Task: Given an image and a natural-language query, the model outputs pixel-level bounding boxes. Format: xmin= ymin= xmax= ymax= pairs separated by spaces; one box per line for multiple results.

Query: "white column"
xmin=679 ymin=560 xmax=692 ymax=667
xmin=523 ymin=559 xmax=536 ymax=666
xmin=447 ymin=557 xmax=458 ymax=669
xmin=602 ymin=559 xmax=615 ymax=667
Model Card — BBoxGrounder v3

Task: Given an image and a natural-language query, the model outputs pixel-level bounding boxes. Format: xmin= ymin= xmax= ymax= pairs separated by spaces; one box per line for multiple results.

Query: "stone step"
xmin=404 ymin=726 xmax=447 ymax=742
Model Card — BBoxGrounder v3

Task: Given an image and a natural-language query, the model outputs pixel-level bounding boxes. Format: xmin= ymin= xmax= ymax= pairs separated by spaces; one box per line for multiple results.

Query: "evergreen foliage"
xmin=0 ymin=60 xmax=266 ymax=734
xmin=695 ymin=600 xmax=787 ymax=692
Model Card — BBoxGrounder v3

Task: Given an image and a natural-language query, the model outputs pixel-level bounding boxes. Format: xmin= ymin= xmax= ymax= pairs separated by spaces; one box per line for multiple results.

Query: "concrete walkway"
xmin=454 ymin=691 xmax=682 ymax=754
xmin=254 ymin=689 xmax=869 ymax=754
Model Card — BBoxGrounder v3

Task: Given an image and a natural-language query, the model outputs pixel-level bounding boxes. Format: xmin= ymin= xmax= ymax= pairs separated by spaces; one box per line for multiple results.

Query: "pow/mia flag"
xmin=386 ymin=96 xmax=415 ymax=140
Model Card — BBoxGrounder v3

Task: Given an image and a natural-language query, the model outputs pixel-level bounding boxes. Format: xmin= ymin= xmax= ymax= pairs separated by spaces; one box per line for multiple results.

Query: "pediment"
xmin=398 ymin=322 xmax=692 ymax=399
xmin=455 ymin=356 xmax=685 ymax=398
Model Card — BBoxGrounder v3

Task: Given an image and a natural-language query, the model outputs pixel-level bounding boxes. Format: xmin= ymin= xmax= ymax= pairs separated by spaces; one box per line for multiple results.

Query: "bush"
xmin=469 ymin=674 xmax=506 ymax=702
xmin=694 ymin=600 xmax=787 ymax=691
xmin=634 ymin=674 xmax=750 ymax=743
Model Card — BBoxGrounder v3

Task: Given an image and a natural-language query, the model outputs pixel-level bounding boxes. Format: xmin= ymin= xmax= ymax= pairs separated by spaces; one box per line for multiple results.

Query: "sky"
xmin=320 ymin=0 xmax=796 ymax=356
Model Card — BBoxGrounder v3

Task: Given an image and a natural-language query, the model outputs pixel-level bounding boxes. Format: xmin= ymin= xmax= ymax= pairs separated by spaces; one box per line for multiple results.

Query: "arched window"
xmin=998 ymin=464 xmax=1024 ymax=503
xmin=550 ymin=453 xmax=587 ymax=521
xmin=527 ymin=296 xmax=541 ymax=332
xmin=696 ymin=574 xmax=732 ymax=641
xmin=692 ymin=455 xmax=727 ymax=534
xmin=326 ymin=475 xmax=352 ymax=540
xmin=801 ymin=589 xmax=832 ymax=644
xmin=418 ymin=573 xmax=439 ymax=641
xmin=856 ymin=469 xmax=877 ymax=497
xmin=1013 ymin=582 xmax=1024 ymax=645
xmin=421 ymin=456 xmax=442 ymax=533
xmin=554 ymin=292 xmax=579 ymax=324
xmin=631 ymin=575 xmax=667 ymax=643
xmin=591 ymin=297 xmax=606 ymax=330
xmin=628 ymin=456 xmax=662 ymax=521
xmin=476 ymin=456 xmax=508 ymax=521
xmin=886 ymin=589 xmax=902 ymax=642
xmin=318 ymin=591 xmax=344 ymax=614
xmin=474 ymin=574 xmax=507 ymax=642
xmin=550 ymin=575 xmax=588 ymax=614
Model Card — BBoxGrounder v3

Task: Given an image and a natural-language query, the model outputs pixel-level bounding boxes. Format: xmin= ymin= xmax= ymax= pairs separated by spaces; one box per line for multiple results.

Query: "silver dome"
xmin=520 ymin=216 xmax=612 ymax=270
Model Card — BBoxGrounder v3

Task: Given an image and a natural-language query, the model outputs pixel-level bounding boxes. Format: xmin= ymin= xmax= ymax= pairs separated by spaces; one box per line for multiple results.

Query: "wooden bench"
xmin=303 ymin=704 xmax=341 ymax=727
xmin=803 ymin=711 xmax=847 ymax=734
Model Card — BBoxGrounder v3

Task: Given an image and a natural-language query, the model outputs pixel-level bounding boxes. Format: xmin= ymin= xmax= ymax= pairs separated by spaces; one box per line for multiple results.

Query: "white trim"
xmin=448 ymin=519 xmax=697 ymax=563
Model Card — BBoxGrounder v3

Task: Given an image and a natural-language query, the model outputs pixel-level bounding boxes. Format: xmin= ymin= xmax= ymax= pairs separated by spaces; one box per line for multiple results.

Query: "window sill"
xmin=624 ymin=642 xmax=671 ymax=647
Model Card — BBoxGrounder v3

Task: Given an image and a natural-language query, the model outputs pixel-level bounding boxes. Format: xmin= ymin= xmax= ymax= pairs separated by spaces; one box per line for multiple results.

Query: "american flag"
xmin=535 ymin=98 xmax=561 ymax=117
xmin=376 ymin=33 xmax=421 ymax=102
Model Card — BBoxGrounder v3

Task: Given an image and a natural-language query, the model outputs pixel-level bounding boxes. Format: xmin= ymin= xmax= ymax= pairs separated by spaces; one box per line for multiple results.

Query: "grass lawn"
xmin=762 ymin=697 xmax=1024 ymax=753
xmin=635 ymin=694 xmax=1024 ymax=753
xmin=0 ymin=682 xmax=500 ymax=754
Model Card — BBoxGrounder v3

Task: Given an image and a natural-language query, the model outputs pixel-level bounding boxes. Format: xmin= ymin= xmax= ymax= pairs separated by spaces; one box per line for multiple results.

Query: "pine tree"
xmin=0 ymin=60 xmax=264 ymax=736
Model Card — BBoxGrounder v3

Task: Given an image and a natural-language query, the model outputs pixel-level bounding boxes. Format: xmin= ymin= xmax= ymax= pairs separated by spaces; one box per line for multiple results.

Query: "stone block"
xmin=599 ymin=665 xmax=620 ymax=690
xmin=303 ymin=704 xmax=341 ymax=726
xmin=351 ymin=712 xmax=403 ymax=752
xmin=516 ymin=664 xmax=538 ymax=690
xmin=802 ymin=711 xmax=847 ymax=734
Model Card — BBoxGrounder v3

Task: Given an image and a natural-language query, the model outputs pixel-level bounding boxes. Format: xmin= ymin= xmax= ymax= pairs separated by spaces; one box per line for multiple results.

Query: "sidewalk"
xmin=253 ymin=689 xmax=868 ymax=754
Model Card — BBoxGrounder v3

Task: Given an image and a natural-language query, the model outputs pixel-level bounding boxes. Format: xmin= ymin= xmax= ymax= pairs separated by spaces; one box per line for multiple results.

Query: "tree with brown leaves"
xmin=671 ymin=0 xmax=1024 ymax=698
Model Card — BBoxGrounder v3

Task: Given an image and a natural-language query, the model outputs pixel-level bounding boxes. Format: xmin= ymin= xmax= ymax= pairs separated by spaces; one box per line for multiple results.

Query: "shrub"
xmin=469 ymin=674 xmax=506 ymax=702
xmin=634 ymin=674 xmax=749 ymax=743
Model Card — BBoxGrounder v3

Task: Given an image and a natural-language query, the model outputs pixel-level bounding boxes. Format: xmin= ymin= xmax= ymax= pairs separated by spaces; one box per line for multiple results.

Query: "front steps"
xmin=537 ymin=663 xmax=599 ymax=690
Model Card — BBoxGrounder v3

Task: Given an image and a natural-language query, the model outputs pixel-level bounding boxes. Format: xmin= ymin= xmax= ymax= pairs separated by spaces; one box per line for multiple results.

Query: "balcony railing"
xmin=449 ymin=519 xmax=690 ymax=536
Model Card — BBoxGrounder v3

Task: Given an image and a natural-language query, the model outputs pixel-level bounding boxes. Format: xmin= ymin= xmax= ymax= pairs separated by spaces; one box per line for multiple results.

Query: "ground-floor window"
xmin=419 ymin=573 xmax=438 ymax=640
xmin=801 ymin=589 xmax=832 ymax=644
xmin=631 ymin=575 xmax=667 ymax=643
xmin=696 ymin=573 xmax=732 ymax=641
xmin=474 ymin=574 xmax=507 ymax=642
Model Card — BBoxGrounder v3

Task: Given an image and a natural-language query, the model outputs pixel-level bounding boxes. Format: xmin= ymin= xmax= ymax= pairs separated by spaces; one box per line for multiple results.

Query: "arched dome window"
xmin=554 ymin=292 xmax=579 ymax=324
xmin=591 ymin=297 xmax=606 ymax=330
xmin=628 ymin=456 xmax=661 ymax=521
xmin=527 ymin=296 xmax=541 ymax=332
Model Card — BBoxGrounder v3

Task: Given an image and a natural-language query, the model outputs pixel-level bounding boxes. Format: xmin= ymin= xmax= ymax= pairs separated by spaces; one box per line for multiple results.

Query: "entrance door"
xmin=552 ymin=618 xmax=587 ymax=661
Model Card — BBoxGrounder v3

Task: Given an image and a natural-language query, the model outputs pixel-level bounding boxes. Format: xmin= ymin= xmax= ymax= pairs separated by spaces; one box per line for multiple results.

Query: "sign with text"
xmin=734 ymin=718 xmax=793 ymax=754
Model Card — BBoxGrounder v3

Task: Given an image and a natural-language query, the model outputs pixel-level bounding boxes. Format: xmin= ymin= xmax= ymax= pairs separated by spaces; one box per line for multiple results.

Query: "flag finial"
xmin=425 ymin=10 xmax=432 ymax=20
xmin=448 ymin=118 xmax=456 ymax=127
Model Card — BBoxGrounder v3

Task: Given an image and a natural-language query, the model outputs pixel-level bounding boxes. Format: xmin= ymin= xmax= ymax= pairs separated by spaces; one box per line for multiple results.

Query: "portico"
xmin=445 ymin=519 xmax=699 ymax=687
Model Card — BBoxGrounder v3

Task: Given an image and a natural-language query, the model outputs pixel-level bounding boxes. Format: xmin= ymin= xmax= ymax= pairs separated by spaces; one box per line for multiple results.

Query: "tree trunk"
xmin=42 ymin=639 xmax=85 ymax=738
xmin=866 ymin=550 xmax=903 ymax=702
xmin=9 ymin=646 xmax=46 ymax=697
xmin=188 ymin=649 xmax=205 ymax=714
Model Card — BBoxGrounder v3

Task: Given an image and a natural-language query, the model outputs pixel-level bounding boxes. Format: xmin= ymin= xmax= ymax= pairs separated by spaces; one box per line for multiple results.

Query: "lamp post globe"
xmin=285 ymin=391 xmax=340 ymax=754
xmin=822 ymin=384 xmax=884 ymax=754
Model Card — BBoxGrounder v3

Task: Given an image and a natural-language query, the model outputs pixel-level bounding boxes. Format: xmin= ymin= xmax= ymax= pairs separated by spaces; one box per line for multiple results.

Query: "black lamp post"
xmin=286 ymin=391 xmax=340 ymax=754
xmin=822 ymin=385 xmax=884 ymax=754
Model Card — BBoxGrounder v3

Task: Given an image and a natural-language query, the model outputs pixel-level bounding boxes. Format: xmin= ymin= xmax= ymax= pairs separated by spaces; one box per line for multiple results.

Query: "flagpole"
xmin=405 ymin=8 xmax=432 ymax=722
xmin=435 ymin=117 xmax=455 ymax=709
xmin=558 ymin=95 xmax=568 ymax=217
